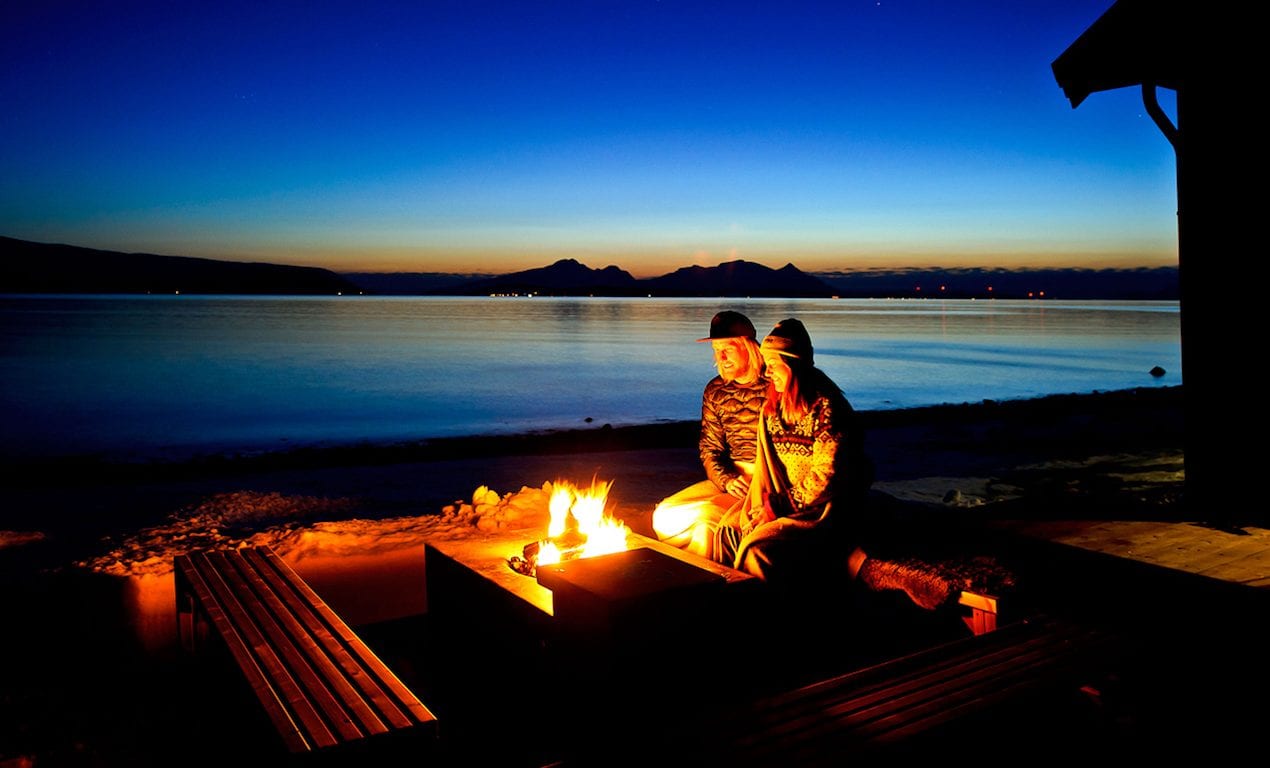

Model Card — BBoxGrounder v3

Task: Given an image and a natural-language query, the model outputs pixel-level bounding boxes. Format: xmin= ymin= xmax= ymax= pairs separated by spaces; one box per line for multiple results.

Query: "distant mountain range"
xmin=815 ymin=266 xmax=1179 ymax=300
xmin=410 ymin=258 xmax=840 ymax=298
xmin=1 ymin=236 xmax=1179 ymax=299
xmin=348 ymin=259 xmax=1178 ymax=300
xmin=1 ymin=236 xmax=359 ymax=295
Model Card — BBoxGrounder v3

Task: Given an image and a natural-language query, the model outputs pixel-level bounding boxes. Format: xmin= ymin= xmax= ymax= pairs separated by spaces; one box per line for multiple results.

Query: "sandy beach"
xmin=9 ymin=384 xmax=1253 ymax=766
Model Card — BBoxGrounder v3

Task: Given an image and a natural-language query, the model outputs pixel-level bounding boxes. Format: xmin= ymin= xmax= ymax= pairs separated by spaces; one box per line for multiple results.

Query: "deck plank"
xmin=989 ymin=520 xmax=1270 ymax=588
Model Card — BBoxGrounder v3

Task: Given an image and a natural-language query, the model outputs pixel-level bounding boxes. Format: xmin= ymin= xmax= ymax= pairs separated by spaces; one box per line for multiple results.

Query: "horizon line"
xmin=1 ymin=234 xmax=1177 ymax=281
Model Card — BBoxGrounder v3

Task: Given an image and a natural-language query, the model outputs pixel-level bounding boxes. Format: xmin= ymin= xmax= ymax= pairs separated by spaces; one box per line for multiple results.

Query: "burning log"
xmin=506 ymin=478 xmax=629 ymax=577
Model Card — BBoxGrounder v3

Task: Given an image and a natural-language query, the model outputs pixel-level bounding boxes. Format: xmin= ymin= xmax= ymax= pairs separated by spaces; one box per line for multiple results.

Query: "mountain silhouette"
xmin=641 ymin=260 xmax=835 ymax=297
xmin=439 ymin=258 xmax=640 ymax=296
xmin=0 ymin=237 xmax=359 ymax=295
xmin=431 ymin=258 xmax=836 ymax=297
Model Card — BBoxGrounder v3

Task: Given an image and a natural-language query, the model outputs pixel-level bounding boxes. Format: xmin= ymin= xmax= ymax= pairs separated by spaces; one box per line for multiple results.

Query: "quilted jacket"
xmin=698 ymin=375 xmax=767 ymax=491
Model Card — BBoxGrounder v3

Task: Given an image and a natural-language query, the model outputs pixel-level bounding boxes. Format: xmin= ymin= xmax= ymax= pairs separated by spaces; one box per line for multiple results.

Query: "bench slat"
xmin=180 ymin=552 xmax=339 ymax=751
xmin=255 ymin=548 xmax=437 ymax=727
xmin=718 ymin=615 xmax=1117 ymax=764
xmin=238 ymin=548 xmax=397 ymax=735
xmin=246 ymin=547 xmax=431 ymax=730
xmin=175 ymin=546 xmax=437 ymax=755
xmin=864 ymin=633 xmax=1112 ymax=744
xmin=744 ymin=616 xmax=1084 ymax=727
xmin=805 ymin=621 xmax=1098 ymax=726
xmin=175 ymin=554 xmax=315 ymax=753
xmin=211 ymin=549 xmax=373 ymax=743
xmin=772 ymin=628 xmax=1114 ymax=763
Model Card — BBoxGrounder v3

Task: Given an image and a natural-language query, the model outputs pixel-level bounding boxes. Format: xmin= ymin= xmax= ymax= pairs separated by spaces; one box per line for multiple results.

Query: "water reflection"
xmin=0 ymin=296 xmax=1180 ymax=461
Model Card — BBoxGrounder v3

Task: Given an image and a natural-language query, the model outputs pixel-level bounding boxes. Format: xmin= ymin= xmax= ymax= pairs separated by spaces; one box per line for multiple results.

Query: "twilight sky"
xmin=1 ymin=1 xmax=1178 ymax=278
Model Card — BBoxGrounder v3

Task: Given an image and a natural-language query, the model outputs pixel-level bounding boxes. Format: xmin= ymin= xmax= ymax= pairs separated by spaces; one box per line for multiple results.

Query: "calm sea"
xmin=0 ymin=295 xmax=1181 ymax=462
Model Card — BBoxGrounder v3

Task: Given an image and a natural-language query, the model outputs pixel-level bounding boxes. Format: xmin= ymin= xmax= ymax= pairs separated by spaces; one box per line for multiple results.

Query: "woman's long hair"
xmin=765 ymin=358 xmax=843 ymax=423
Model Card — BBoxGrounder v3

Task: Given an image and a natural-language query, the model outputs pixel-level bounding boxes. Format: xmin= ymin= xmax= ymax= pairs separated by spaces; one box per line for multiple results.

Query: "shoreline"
xmin=3 ymin=385 xmax=1187 ymax=577
xmin=1 ymin=385 xmax=1182 ymax=489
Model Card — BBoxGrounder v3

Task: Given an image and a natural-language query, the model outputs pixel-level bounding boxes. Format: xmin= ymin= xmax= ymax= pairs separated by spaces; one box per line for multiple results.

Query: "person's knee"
xmin=651 ymin=503 xmax=691 ymax=541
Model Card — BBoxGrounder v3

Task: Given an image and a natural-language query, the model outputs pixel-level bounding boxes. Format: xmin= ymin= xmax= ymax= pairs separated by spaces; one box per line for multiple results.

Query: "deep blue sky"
xmin=1 ymin=1 xmax=1178 ymax=277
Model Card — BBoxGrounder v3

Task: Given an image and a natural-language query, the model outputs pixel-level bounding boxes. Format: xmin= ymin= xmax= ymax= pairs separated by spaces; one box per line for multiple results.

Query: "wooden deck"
xmin=987 ymin=519 xmax=1270 ymax=588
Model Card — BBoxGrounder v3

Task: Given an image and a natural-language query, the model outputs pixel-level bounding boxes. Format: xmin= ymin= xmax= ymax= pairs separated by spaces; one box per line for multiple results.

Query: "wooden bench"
xmin=958 ymin=589 xmax=999 ymax=634
xmin=703 ymin=614 xmax=1121 ymax=764
xmin=174 ymin=546 xmax=437 ymax=757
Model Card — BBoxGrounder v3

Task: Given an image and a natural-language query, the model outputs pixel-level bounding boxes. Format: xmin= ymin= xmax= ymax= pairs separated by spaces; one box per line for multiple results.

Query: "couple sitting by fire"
xmin=651 ymin=311 xmax=874 ymax=584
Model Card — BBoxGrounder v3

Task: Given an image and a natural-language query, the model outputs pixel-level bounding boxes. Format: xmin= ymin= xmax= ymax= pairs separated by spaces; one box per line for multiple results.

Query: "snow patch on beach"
xmin=872 ymin=477 xmax=1015 ymax=508
xmin=0 ymin=530 xmax=46 ymax=549
xmin=1020 ymin=453 xmax=1185 ymax=490
xmin=75 ymin=484 xmax=554 ymax=577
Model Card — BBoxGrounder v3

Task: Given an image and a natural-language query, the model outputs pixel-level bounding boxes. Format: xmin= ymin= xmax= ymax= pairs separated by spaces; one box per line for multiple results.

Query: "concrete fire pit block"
xmin=536 ymin=545 xmax=744 ymax=672
xmin=537 ymin=547 xmax=725 ymax=630
xmin=423 ymin=535 xmax=558 ymax=705
xmin=535 ymin=545 xmax=754 ymax=754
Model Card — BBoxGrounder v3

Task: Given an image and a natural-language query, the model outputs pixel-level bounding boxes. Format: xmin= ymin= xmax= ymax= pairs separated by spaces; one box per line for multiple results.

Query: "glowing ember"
xmin=509 ymin=478 xmax=630 ymax=575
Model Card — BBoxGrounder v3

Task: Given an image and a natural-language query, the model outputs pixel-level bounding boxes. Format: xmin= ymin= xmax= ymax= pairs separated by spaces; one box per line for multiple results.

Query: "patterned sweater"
xmin=766 ymin=395 xmax=848 ymax=519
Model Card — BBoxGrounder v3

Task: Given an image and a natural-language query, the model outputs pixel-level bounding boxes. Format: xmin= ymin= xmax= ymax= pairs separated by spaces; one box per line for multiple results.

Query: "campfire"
xmin=508 ymin=478 xmax=631 ymax=576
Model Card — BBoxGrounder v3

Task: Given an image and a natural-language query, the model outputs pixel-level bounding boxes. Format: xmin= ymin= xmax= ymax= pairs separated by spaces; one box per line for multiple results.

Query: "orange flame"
xmin=535 ymin=478 xmax=629 ymax=564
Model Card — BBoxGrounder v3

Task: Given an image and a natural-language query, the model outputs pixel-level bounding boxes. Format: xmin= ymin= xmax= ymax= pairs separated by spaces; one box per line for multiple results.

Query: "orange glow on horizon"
xmin=99 ymin=238 xmax=1178 ymax=280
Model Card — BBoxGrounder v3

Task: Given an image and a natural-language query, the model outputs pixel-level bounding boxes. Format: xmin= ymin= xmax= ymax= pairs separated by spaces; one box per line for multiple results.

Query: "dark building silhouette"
xmin=1054 ymin=1 xmax=1242 ymax=526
